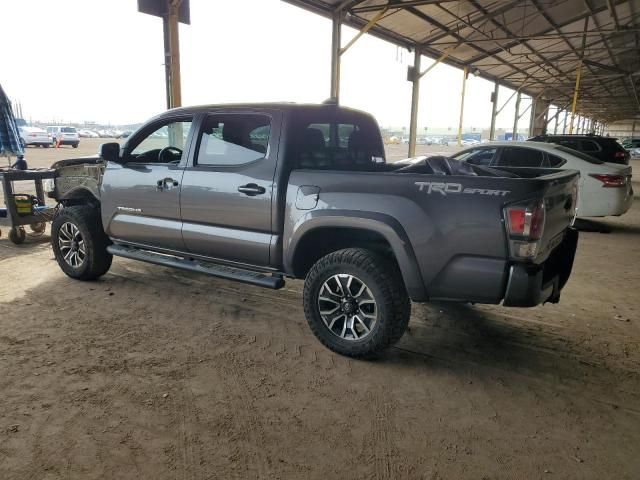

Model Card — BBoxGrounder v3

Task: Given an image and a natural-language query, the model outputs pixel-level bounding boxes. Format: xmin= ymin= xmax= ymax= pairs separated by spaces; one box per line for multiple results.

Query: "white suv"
xmin=47 ymin=126 xmax=80 ymax=148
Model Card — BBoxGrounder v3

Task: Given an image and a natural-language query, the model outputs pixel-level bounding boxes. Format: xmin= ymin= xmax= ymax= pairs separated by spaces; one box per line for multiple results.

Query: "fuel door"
xmin=295 ymin=185 xmax=320 ymax=210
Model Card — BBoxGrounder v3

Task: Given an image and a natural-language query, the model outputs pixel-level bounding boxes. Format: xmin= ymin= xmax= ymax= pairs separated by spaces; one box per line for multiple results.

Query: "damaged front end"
xmin=47 ymin=157 xmax=106 ymax=203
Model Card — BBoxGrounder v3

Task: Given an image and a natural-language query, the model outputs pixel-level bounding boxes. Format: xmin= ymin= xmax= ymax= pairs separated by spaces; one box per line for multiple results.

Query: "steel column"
xmin=163 ymin=0 xmax=183 ymax=109
xmin=457 ymin=66 xmax=468 ymax=147
xmin=489 ymin=81 xmax=499 ymax=140
xmin=554 ymin=108 xmax=560 ymax=134
xmin=569 ymin=61 xmax=582 ymax=133
xmin=408 ymin=49 xmax=421 ymax=158
xmin=512 ymin=91 xmax=521 ymax=140
xmin=330 ymin=9 xmax=343 ymax=101
xmin=563 ymin=110 xmax=568 ymax=134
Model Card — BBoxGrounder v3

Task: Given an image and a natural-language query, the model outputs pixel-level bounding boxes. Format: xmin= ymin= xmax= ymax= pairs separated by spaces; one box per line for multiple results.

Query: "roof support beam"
xmin=512 ymin=91 xmax=521 ymax=141
xmin=340 ymin=5 xmax=389 ymax=54
xmin=352 ymin=0 xmax=444 ymax=14
xmin=607 ymin=0 xmax=621 ymax=30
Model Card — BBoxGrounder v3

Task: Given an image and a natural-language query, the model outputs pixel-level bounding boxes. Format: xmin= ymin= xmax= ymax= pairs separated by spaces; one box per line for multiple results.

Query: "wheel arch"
xmin=286 ymin=212 xmax=427 ymax=301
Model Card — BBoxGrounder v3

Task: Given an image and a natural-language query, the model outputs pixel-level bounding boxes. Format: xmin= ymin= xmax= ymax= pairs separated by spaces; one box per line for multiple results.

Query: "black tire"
xmin=72 ymin=143 xmax=79 ymax=148
xmin=9 ymin=227 xmax=26 ymax=245
xmin=43 ymin=144 xmax=50 ymax=148
xmin=303 ymin=248 xmax=411 ymax=359
xmin=51 ymin=205 xmax=112 ymax=280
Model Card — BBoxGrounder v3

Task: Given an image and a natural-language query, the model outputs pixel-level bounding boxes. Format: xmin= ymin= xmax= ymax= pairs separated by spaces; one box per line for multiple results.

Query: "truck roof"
xmin=158 ymin=102 xmax=374 ymax=118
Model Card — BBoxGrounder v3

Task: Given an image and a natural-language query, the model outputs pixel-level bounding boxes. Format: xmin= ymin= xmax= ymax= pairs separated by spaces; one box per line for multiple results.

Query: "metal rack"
xmin=0 ymin=168 xmax=57 ymax=244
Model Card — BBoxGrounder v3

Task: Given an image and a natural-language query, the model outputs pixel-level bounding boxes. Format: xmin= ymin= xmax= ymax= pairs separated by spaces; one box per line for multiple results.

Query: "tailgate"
xmin=509 ymin=170 xmax=579 ymax=263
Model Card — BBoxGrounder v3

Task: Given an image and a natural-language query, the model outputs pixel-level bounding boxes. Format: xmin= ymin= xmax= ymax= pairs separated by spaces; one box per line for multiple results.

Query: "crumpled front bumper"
xmin=503 ymin=227 xmax=579 ymax=307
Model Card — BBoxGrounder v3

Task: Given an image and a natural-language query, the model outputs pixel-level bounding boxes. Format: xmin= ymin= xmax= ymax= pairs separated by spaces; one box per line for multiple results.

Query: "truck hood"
xmin=50 ymin=155 xmax=102 ymax=170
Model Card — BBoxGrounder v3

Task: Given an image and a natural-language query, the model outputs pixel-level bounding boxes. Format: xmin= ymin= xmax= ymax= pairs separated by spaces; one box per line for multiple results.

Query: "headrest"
xmin=301 ymin=128 xmax=326 ymax=150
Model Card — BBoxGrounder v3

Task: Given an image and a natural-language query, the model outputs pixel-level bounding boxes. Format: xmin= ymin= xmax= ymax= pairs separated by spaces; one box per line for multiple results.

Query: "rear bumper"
xmin=503 ymin=227 xmax=579 ymax=307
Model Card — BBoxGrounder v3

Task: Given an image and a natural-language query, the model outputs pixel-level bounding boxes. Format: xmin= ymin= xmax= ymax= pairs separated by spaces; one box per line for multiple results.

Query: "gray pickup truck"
xmin=47 ymin=103 xmax=579 ymax=358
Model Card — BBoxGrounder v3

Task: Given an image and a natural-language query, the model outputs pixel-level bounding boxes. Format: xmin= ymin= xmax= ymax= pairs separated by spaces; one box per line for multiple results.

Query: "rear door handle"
xmin=237 ymin=183 xmax=266 ymax=196
xmin=156 ymin=178 xmax=179 ymax=191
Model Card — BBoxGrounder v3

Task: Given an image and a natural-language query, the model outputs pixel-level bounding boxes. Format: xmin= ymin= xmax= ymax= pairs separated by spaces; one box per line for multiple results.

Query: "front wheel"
xmin=72 ymin=143 xmax=79 ymax=148
xmin=303 ymin=248 xmax=411 ymax=359
xmin=51 ymin=205 xmax=112 ymax=280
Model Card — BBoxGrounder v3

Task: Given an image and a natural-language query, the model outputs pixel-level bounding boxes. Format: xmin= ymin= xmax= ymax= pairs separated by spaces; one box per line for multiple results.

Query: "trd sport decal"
xmin=415 ymin=181 xmax=510 ymax=197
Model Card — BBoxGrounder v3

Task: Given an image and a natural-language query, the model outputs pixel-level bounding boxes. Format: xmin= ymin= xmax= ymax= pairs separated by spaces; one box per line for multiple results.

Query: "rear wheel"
xmin=303 ymin=248 xmax=411 ymax=359
xmin=51 ymin=205 xmax=112 ymax=280
xmin=72 ymin=143 xmax=79 ymax=148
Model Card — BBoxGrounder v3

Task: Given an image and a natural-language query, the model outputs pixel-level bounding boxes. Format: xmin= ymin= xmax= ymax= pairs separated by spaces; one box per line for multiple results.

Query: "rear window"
xmin=61 ymin=127 xmax=76 ymax=133
xmin=555 ymin=145 xmax=603 ymax=164
xmin=288 ymin=110 xmax=385 ymax=171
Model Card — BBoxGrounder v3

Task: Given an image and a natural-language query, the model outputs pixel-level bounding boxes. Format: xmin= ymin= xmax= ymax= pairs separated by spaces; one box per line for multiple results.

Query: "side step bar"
xmin=107 ymin=245 xmax=285 ymax=290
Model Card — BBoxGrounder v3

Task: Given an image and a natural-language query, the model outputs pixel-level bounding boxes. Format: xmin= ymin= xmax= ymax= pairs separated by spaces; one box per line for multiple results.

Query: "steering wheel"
xmin=158 ymin=146 xmax=183 ymax=163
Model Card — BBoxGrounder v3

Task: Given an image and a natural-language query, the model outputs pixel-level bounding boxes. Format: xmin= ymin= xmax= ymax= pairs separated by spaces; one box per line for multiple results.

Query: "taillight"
xmin=614 ymin=151 xmax=626 ymax=158
xmin=589 ymin=174 xmax=626 ymax=188
xmin=504 ymin=199 xmax=545 ymax=259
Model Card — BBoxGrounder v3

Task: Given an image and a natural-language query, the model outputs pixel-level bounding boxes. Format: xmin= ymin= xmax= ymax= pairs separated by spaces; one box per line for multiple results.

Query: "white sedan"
xmin=451 ymin=141 xmax=633 ymax=218
xmin=18 ymin=126 xmax=51 ymax=147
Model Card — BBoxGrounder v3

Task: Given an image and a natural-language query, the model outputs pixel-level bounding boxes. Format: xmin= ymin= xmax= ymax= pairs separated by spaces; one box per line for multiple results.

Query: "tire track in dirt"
xmin=219 ymin=352 xmax=271 ymax=479
xmin=174 ymin=382 xmax=203 ymax=480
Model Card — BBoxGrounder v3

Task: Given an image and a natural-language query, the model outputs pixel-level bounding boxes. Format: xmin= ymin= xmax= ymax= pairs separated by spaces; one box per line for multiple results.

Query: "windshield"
xmin=555 ymin=145 xmax=603 ymax=164
xmin=61 ymin=127 xmax=76 ymax=133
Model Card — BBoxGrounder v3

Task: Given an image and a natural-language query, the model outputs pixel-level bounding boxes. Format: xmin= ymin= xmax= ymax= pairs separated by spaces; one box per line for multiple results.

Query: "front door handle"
xmin=237 ymin=183 xmax=266 ymax=196
xmin=156 ymin=178 xmax=179 ymax=191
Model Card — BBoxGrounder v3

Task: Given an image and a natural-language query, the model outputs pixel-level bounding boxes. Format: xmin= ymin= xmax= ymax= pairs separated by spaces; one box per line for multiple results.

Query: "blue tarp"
xmin=0 ymin=83 xmax=24 ymax=157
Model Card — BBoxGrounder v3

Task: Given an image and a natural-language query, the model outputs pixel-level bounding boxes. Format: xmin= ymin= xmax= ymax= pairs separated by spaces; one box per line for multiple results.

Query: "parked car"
xmin=621 ymin=137 xmax=640 ymax=149
xmin=78 ymin=129 xmax=99 ymax=138
xmin=46 ymin=126 xmax=80 ymax=148
xmin=18 ymin=126 xmax=51 ymax=147
xmin=46 ymin=103 xmax=579 ymax=358
xmin=529 ymin=134 xmax=630 ymax=165
xmin=452 ymin=141 xmax=633 ymax=217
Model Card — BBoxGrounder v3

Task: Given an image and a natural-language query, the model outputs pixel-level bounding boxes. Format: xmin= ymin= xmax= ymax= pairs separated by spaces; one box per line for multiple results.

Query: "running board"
xmin=106 ymin=245 xmax=285 ymax=290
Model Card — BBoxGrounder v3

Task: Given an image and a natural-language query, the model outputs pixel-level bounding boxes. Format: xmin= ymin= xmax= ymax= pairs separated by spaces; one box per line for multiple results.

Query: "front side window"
xmin=196 ymin=114 xmax=271 ymax=166
xmin=130 ymin=119 xmax=192 ymax=164
xmin=495 ymin=147 xmax=544 ymax=167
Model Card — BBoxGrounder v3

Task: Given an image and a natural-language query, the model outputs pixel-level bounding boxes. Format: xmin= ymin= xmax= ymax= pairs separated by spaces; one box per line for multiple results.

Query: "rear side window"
xmin=546 ymin=154 xmax=566 ymax=167
xmin=580 ymin=140 xmax=600 ymax=152
xmin=61 ymin=127 xmax=76 ymax=133
xmin=289 ymin=112 xmax=385 ymax=171
xmin=495 ymin=147 xmax=544 ymax=167
xmin=453 ymin=148 xmax=496 ymax=166
xmin=557 ymin=139 xmax=579 ymax=150
xmin=196 ymin=114 xmax=271 ymax=166
xmin=555 ymin=145 xmax=603 ymax=164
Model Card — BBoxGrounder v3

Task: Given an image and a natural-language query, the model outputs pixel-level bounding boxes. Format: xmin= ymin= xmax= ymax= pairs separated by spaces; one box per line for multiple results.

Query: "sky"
xmin=1 ymin=0 xmax=537 ymax=131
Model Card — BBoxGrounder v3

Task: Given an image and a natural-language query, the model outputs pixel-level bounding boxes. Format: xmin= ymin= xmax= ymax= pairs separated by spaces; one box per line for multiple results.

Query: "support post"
xmin=563 ymin=110 xmax=568 ymax=134
xmin=165 ymin=0 xmax=182 ymax=109
xmin=330 ymin=9 xmax=343 ymax=101
xmin=489 ymin=81 xmax=499 ymax=140
xmin=512 ymin=91 xmax=521 ymax=141
xmin=457 ymin=66 xmax=468 ymax=147
xmin=554 ymin=108 xmax=560 ymax=134
xmin=569 ymin=61 xmax=582 ymax=133
xmin=408 ymin=48 xmax=421 ymax=158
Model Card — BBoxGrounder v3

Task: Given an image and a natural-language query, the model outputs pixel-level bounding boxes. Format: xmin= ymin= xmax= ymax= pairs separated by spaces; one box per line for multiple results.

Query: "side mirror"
xmin=99 ymin=142 xmax=122 ymax=163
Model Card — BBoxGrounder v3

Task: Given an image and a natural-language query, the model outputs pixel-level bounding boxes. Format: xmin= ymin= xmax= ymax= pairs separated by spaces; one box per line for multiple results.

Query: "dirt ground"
xmin=1 ymin=142 xmax=639 ymax=479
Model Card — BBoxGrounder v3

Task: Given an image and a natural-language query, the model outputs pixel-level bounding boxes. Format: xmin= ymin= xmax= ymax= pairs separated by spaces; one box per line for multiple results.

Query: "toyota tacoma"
xmin=46 ymin=103 xmax=580 ymax=358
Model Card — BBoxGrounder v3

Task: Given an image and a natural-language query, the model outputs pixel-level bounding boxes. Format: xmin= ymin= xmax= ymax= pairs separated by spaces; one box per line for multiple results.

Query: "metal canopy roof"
xmin=284 ymin=0 xmax=640 ymax=122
